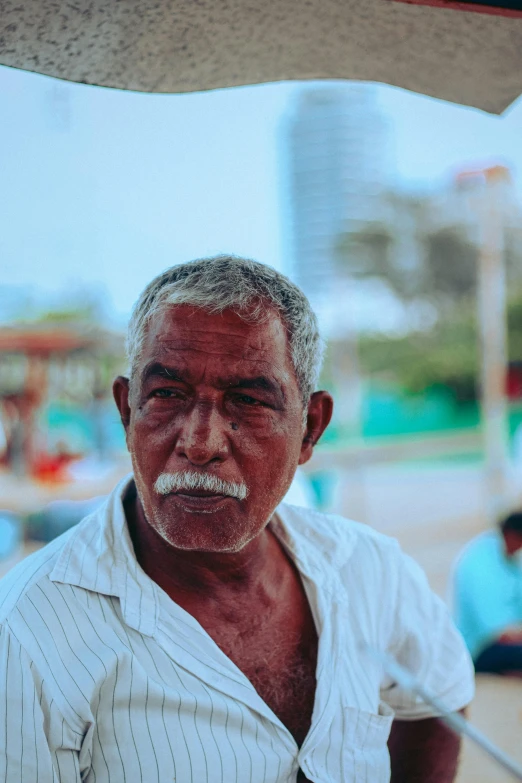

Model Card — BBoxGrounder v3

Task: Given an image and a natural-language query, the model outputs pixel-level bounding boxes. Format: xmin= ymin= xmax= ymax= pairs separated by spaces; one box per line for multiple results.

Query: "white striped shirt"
xmin=0 ymin=475 xmax=474 ymax=782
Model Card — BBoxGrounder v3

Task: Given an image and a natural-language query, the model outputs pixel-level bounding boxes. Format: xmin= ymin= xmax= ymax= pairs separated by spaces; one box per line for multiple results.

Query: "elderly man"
xmin=0 ymin=256 xmax=473 ymax=782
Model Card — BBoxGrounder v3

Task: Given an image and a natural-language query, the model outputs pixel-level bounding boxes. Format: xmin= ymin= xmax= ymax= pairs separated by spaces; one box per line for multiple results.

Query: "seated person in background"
xmin=452 ymin=511 xmax=522 ymax=675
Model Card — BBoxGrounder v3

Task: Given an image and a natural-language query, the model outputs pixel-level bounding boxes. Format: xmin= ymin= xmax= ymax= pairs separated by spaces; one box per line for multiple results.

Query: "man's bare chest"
xmin=213 ymin=611 xmax=318 ymax=748
xmin=152 ymin=529 xmax=319 ymax=749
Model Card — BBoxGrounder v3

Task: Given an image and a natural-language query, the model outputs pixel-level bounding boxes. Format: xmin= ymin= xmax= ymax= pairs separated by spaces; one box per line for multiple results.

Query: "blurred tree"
xmin=423 ymin=228 xmax=477 ymax=302
xmin=337 ymin=220 xmax=414 ymax=295
xmin=332 ymin=179 xmax=522 ymax=413
xmin=336 ymin=219 xmax=478 ymax=308
xmin=336 ymin=193 xmax=522 ymax=313
xmin=508 ymin=292 xmax=522 ymax=361
xmin=356 ymin=287 xmax=522 ymax=401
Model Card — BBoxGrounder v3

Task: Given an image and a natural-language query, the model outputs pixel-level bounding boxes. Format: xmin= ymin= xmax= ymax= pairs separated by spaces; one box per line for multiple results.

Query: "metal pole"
xmin=362 ymin=644 xmax=522 ymax=781
xmin=476 ymin=168 xmax=510 ymax=525
xmin=328 ymin=276 xmax=367 ymax=521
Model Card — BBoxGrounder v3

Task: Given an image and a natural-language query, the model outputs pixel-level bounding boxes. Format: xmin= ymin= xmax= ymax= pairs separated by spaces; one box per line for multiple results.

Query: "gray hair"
xmin=126 ymin=255 xmax=324 ymax=404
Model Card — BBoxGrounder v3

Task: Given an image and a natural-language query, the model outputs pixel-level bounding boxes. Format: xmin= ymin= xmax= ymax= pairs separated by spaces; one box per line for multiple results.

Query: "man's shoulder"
xmin=280 ymin=501 xmax=398 ymax=540
xmin=0 ymin=479 xmax=127 ymax=627
xmin=277 ymin=502 xmax=400 ymax=566
xmin=0 ymin=525 xmax=77 ymax=625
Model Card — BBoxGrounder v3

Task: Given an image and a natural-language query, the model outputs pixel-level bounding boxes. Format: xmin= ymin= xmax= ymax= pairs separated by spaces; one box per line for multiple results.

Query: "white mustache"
xmin=154 ymin=471 xmax=248 ymax=501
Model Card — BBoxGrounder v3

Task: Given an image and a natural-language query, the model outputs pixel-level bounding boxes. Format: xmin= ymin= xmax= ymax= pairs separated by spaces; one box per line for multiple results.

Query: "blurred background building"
xmin=286 ymin=85 xmax=392 ymax=436
xmin=287 ymin=84 xmax=391 ymax=308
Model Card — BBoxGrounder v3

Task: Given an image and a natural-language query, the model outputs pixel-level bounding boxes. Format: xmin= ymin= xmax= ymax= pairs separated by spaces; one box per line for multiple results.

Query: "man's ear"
xmin=113 ymin=376 xmax=132 ymax=432
xmin=298 ymin=391 xmax=334 ymax=466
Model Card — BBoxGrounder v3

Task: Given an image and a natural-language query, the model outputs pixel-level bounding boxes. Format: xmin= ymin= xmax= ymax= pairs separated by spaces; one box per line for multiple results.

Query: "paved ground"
xmin=458 ymin=675 xmax=522 ymax=783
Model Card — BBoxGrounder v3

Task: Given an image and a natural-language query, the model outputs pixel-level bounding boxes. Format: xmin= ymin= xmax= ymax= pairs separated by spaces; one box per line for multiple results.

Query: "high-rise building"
xmin=286 ymin=84 xmax=391 ymax=311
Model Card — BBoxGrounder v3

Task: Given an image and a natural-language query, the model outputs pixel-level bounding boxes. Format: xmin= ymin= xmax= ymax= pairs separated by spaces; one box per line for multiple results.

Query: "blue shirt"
xmin=452 ymin=531 xmax=522 ymax=660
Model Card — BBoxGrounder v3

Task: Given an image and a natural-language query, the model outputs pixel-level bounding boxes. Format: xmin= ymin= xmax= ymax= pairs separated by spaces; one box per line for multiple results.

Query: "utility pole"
xmin=474 ymin=166 xmax=511 ymax=525
xmin=327 ymin=275 xmax=367 ymax=522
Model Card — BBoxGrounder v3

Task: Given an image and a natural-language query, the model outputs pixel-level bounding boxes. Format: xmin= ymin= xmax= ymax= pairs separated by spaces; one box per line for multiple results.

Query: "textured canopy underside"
xmin=0 ymin=0 xmax=521 ymax=113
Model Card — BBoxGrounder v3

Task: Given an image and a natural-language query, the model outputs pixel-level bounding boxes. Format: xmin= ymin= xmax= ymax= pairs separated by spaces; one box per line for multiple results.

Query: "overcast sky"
xmin=2 ymin=64 xmax=522 ymax=325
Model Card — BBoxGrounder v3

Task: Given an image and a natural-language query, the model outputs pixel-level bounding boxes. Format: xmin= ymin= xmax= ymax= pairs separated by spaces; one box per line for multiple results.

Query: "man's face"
xmin=116 ymin=305 xmax=324 ymax=553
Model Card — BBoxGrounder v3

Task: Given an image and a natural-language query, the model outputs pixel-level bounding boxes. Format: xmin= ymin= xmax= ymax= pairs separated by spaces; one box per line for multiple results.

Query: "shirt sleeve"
xmin=380 ymin=545 xmax=475 ymax=720
xmin=0 ymin=623 xmax=83 ymax=782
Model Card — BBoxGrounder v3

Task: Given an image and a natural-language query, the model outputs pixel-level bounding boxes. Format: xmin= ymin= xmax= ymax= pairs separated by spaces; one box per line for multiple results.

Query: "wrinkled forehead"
xmin=138 ymin=304 xmax=296 ymax=379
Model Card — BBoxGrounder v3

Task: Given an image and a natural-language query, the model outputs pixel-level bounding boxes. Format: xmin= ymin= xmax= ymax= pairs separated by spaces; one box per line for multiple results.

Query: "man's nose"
xmin=173 ymin=401 xmax=231 ymax=466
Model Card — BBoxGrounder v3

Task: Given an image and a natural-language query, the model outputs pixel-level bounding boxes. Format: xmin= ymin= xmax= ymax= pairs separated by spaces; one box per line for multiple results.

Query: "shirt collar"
xmin=50 ymin=474 xmax=356 ymax=636
xmin=50 ymin=473 xmax=158 ymax=637
xmin=273 ymin=503 xmax=356 ymax=591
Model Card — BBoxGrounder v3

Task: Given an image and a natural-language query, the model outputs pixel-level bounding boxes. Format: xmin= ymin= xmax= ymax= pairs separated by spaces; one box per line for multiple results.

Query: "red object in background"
xmin=31 ymin=452 xmax=77 ymax=484
xmin=507 ymin=364 xmax=522 ymax=401
xmin=390 ymin=0 xmax=522 ymax=18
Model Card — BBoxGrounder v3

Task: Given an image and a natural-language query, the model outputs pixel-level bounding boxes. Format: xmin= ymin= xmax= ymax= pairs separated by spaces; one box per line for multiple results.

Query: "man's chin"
xmin=155 ymin=528 xmax=254 ymax=554
xmin=151 ymin=502 xmax=256 ymax=553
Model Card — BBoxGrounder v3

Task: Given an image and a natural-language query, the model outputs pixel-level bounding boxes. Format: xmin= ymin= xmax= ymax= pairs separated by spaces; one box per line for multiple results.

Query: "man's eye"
xmin=235 ymin=394 xmax=262 ymax=406
xmin=151 ymin=388 xmax=181 ymax=398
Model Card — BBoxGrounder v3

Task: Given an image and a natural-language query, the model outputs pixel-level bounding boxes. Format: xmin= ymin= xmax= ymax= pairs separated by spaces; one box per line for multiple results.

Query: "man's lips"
xmin=167 ymin=490 xmax=236 ymax=513
xmin=174 ymin=489 xmax=228 ymax=498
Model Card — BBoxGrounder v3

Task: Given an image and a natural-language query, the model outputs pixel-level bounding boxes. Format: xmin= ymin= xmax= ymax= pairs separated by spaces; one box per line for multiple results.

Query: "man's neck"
xmin=123 ymin=482 xmax=287 ymax=601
